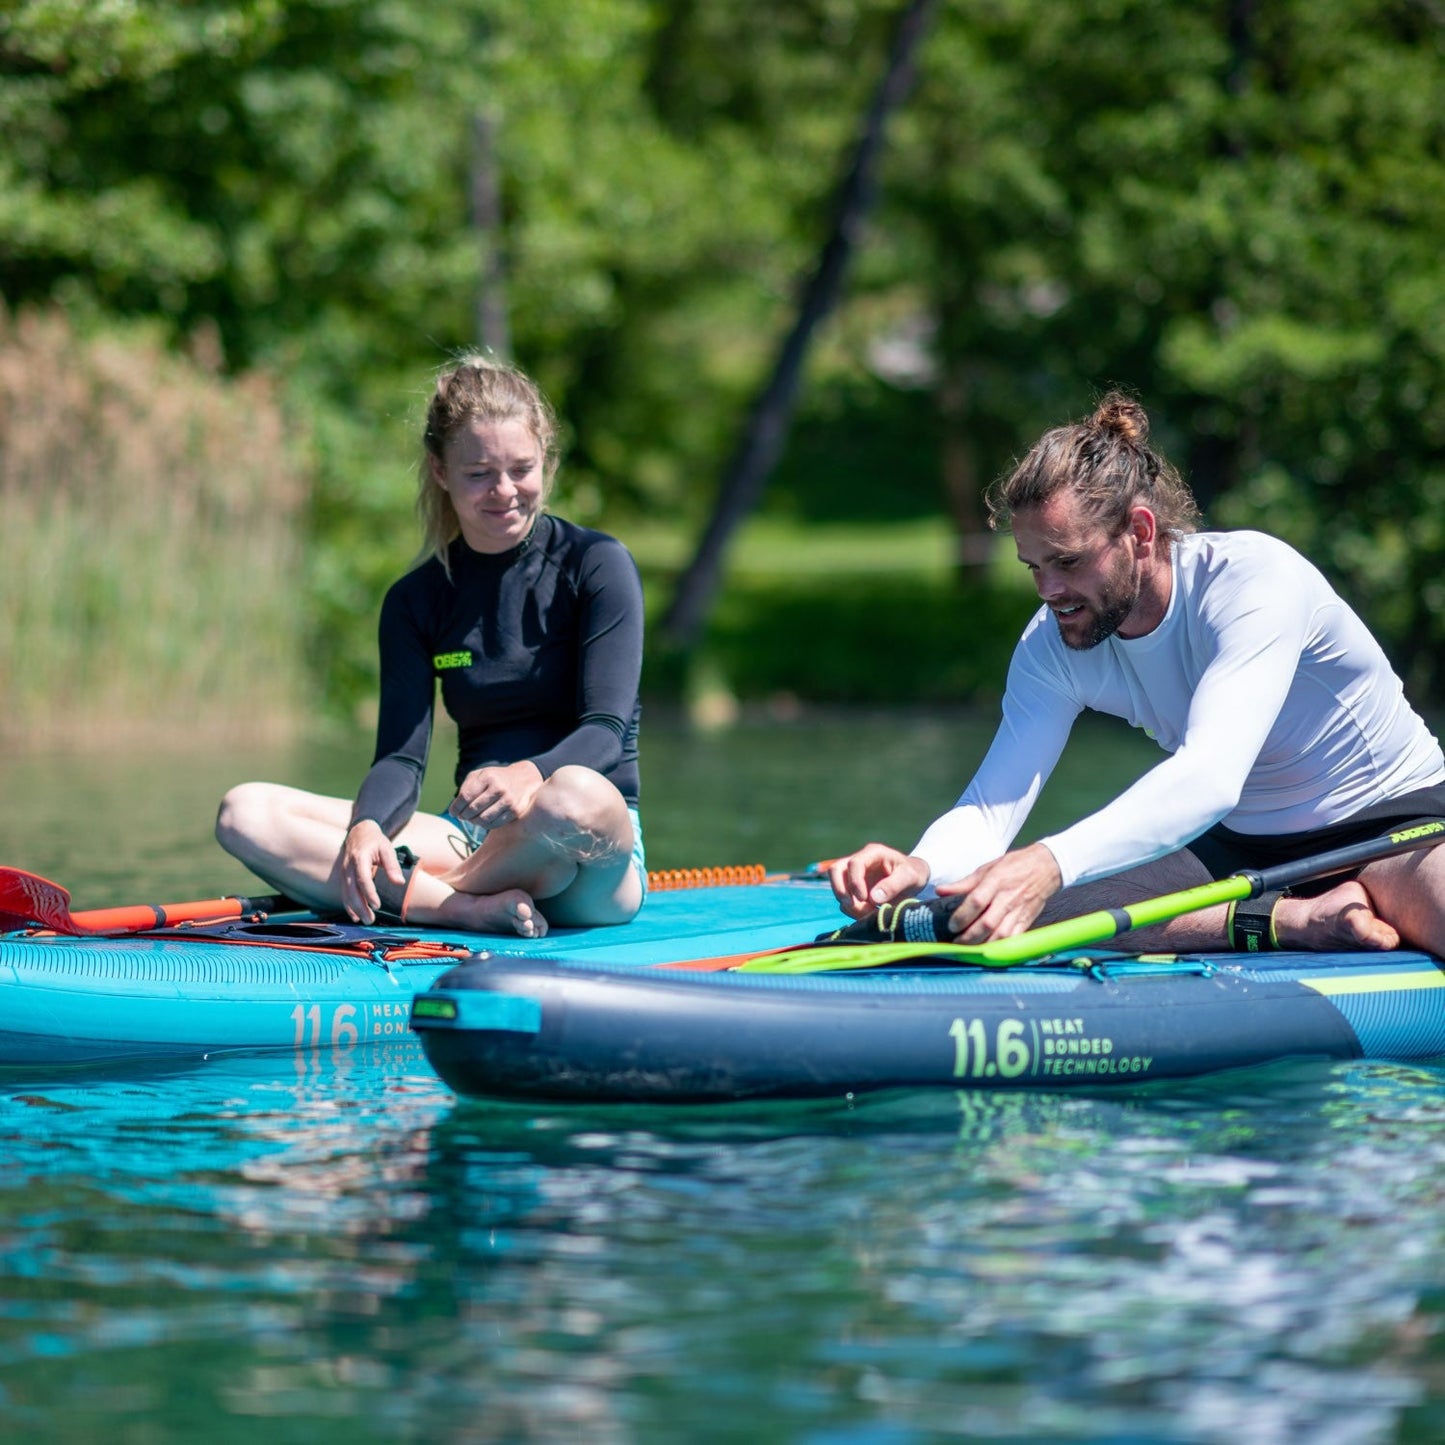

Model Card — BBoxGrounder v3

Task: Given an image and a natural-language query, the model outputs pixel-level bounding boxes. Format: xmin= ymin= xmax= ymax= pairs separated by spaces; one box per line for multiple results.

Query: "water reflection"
xmin=392 ymin=1065 xmax=1445 ymax=1441
xmin=4 ymin=714 xmax=1445 ymax=1439
xmin=5 ymin=1046 xmax=1445 ymax=1439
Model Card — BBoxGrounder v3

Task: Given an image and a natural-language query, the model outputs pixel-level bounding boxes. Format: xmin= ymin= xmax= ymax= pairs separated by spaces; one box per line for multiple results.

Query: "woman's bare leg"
xmin=403 ymin=766 xmax=642 ymax=932
xmin=218 ymin=768 xmax=641 ymax=935
xmin=214 ymin=782 xmax=470 ymax=912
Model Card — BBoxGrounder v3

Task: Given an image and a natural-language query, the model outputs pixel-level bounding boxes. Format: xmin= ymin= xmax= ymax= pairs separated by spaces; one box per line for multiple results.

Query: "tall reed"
xmin=0 ymin=305 xmax=309 ymax=748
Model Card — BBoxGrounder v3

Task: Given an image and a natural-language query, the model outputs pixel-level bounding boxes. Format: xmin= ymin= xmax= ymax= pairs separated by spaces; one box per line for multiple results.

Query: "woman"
xmin=216 ymin=356 xmax=645 ymax=938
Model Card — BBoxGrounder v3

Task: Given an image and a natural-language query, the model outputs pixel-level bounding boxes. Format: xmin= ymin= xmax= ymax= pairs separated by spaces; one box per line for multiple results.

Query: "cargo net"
xmin=645 ymin=863 xmax=768 ymax=891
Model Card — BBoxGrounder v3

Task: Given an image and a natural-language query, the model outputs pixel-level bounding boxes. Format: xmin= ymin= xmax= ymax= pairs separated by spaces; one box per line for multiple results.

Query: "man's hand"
xmin=340 ymin=819 xmax=404 ymax=924
xmin=451 ymin=760 xmax=545 ymax=831
xmin=936 ymin=841 xmax=1062 ymax=943
xmin=828 ymin=843 xmax=931 ymax=919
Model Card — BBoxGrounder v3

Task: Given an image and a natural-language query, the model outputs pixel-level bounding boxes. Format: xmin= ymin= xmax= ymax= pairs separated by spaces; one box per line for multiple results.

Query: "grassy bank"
xmin=0 ymin=307 xmax=309 ymax=748
xmin=0 ymin=307 xmax=1035 ymax=749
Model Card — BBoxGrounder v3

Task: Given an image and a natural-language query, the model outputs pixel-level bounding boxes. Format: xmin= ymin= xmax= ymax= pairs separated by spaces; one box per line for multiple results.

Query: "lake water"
xmin=4 ymin=709 xmax=1445 ymax=1442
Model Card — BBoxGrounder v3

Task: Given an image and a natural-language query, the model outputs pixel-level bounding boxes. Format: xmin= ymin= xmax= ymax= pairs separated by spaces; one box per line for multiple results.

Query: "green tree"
xmin=5 ymin=0 xmax=1443 ymax=706
xmin=862 ymin=0 xmax=1445 ymax=688
xmin=660 ymin=0 xmax=940 ymax=647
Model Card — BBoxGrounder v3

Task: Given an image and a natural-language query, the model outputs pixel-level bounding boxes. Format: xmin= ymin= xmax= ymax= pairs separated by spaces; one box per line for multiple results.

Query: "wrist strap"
xmin=1226 ymin=889 xmax=1285 ymax=951
xmin=375 ymin=845 xmax=423 ymax=925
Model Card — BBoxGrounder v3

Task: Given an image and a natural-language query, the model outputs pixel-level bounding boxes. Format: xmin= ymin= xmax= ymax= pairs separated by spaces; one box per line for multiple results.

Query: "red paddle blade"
xmin=0 ymin=869 xmax=80 ymax=934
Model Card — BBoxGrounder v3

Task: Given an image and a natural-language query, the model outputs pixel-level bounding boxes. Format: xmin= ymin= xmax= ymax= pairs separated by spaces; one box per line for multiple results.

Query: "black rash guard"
xmin=350 ymin=513 xmax=643 ymax=837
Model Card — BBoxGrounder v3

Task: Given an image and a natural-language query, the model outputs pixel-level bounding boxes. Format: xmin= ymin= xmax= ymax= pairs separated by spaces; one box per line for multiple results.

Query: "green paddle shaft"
xmin=972 ymin=873 xmax=1252 ymax=965
xmin=739 ymin=818 xmax=1445 ymax=975
xmin=734 ymin=877 xmax=1249 ymax=976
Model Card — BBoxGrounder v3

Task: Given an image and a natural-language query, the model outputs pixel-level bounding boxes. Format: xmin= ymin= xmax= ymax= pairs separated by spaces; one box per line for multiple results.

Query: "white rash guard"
xmin=913 ymin=530 xmax=1445 ymax=890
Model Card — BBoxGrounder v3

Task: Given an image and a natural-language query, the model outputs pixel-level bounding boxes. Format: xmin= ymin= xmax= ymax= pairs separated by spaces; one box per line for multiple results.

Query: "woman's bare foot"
xmin=435 ymin=887 xmax=548 ymax=938
xmin=1273 ymin=880 xmax=1399 ymax=951
xmin=390 ymin=864 xmax=548 ymax=937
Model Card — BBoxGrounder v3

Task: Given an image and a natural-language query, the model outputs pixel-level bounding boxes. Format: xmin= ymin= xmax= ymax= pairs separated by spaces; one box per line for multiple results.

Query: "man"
xmin=830 ymin=393 xmax=1445 ymax=956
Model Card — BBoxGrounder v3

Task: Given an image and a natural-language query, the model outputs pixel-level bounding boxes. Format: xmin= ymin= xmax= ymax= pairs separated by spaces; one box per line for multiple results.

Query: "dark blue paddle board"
xmin=411 ymin=946 xmax=1445 ymax=1102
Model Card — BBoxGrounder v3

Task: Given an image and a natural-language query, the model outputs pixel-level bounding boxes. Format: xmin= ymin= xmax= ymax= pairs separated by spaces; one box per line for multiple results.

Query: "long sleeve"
xmin=912 ymin=617 xmax=1081 ymax=885
xmin=526 ymin=539 xmax=644 ymax=780
xmin=1039 ymin=560 xmax=1310 ymax=887
xmin=349 ymin=582 xmax=437 ymax=836
xmin=918 ymin=530 xmax=1445 ymax=893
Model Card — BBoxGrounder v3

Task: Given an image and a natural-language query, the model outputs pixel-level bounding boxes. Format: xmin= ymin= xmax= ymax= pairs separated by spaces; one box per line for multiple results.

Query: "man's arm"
xmin=946 ymin=549 xmax=1315 ymax=941
xmin=910 ymin=621 xmax=1081 ymax=885
xmin=829 ymin=618 xmax=1080 ymax=916
xmin=1040 ymin=573 xmax=1309 ymax=891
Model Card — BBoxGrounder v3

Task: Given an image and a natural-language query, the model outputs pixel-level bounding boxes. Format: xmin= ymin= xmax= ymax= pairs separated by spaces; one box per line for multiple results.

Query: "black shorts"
xmin=1187 ymin=782 xmax=1445 ymax=896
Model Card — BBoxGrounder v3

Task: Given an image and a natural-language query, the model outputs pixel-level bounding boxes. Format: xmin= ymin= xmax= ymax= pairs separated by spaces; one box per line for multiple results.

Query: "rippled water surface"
xmin=4 ymin=712 xmax=1445 ymax=1442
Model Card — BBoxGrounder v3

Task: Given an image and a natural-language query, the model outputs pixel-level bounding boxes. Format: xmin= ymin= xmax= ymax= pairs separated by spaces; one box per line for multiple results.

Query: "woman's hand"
xmin=451 ymin=760 xmax=545 ymax=831
xmin=340 ymin=818 xmax=403 ymax=924
xmin=827 ymin=843 xmax=931 ymax=919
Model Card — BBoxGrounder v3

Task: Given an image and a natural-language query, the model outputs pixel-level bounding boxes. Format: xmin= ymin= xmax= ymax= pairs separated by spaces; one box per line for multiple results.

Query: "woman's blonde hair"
xmin=417 ymin=354 xmax=560 ymax=567
xmin=986 ymin=391 xmax=1200 ymax=547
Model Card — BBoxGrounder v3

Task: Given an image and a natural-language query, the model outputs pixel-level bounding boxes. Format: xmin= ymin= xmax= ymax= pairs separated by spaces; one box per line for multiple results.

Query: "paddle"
xmin=0 ymin=867 xmax=299 ymax=936
xmin=734 ymin=819 xmax=1445 ymax=974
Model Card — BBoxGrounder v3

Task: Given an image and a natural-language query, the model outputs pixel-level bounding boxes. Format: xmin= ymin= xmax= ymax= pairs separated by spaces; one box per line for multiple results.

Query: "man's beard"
xmin=1059 ymin=577 xmax=1140 ymax=651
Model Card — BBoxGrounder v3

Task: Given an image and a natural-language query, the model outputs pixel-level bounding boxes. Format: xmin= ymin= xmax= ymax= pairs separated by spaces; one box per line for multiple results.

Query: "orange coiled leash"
xmin=644 ymin=863 xmax=769 ymax=891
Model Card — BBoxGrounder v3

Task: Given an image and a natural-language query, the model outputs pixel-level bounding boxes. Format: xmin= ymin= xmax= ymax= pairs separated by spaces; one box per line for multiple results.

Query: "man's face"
xmin=1011 ymin=492 xmax=1145 ymax=650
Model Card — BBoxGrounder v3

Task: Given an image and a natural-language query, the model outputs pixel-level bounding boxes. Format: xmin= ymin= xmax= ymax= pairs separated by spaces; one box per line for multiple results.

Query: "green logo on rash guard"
xmin=433 ymin=650 xmax=473 ymax=671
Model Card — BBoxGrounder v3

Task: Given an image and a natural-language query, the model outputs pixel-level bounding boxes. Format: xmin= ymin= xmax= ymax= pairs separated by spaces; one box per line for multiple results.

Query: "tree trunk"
xmin=659 ymin=0 xmax=939 ymax=648
xmin=936 ymin=362 xmax=995 ymax=569
xmin=471 ymin=107 xmax=510 ymax=360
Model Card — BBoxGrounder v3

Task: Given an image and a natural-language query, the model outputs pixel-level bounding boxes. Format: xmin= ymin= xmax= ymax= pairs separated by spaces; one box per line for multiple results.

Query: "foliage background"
xmin=1 ymin=0 xmax=1442 ymax=741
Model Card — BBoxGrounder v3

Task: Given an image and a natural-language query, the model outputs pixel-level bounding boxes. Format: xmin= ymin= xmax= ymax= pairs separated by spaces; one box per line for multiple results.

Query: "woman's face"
xmin=431 ymin=417 xmax=546 ymax=554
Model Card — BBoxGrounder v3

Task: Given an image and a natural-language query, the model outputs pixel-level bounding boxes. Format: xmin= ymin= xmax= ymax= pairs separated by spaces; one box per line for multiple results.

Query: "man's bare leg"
xmin=1353 ymin=844 xmax=1445 ymax=955
xmin=1036 ymin=849 xmax=1400 ymax=953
